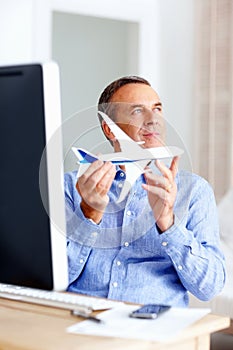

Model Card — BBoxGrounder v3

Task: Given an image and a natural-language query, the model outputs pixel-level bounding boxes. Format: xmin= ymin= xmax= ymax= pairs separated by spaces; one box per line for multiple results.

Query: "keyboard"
xmin=0 ymin=283 xmax=123 ymax=313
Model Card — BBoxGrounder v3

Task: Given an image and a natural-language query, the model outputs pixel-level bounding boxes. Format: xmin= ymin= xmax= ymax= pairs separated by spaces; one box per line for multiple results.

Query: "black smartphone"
xmin=129 ymin=304 xmax=171 ymax=319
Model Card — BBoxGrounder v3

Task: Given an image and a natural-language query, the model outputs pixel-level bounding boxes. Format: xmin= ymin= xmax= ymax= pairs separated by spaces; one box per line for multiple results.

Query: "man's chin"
xmin=143 ymin=141 xmax=165 ymax=149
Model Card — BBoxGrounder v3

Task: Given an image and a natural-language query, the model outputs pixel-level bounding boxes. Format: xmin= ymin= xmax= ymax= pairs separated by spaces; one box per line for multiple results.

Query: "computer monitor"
xmin=0 ymin=62 xmax=68 ymax=291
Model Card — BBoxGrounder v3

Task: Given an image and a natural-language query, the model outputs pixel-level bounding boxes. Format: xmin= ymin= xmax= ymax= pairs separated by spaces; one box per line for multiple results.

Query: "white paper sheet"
xmin=67 ymin=305 xmax=210 ymax=342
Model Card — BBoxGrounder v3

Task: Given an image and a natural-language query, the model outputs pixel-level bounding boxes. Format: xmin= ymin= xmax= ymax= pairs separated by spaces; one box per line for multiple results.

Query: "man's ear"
xmin=102 ymin=121 xmax=116 ymax=142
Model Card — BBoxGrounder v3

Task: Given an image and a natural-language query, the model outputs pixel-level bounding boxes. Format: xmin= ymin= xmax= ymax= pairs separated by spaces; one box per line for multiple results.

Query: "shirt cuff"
xmin=155 ymin=214 xmax=193 ymax=248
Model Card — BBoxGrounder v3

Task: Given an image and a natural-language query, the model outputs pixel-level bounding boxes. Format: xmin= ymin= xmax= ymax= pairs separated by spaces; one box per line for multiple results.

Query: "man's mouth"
xmin=142 ymin=131 xmax=160 ymax=138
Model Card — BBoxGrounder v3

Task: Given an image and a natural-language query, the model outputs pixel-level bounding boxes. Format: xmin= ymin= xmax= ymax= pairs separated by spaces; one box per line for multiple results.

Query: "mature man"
xmin=65 ymin=76 xmax=225 ymax=306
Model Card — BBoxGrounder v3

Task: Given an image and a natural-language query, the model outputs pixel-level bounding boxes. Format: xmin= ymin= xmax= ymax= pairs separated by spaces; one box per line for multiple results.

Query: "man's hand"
xmin=76 ymin=160 xmax=116 ymax=224
xmin=142 ymin=156 xmax=179 ymax=232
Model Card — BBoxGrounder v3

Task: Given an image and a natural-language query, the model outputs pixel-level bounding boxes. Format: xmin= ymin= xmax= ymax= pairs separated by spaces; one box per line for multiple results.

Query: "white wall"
xmin=0 ymin=0 xmax=34 ymax=64
xmin=51 ymin=12 xmax=140 ymax=171
xmin=0 ymin=0 xmax=195 ymax=169
xmin=52 ymin=12 xmax=139 ymax=118
xmin=158 ymin=0 xmax=195 ymax=164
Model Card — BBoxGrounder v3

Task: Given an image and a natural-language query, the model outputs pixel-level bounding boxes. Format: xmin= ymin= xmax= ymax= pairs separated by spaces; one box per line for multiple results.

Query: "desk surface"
xmin=0 ymin=297 xmax=230 ymax=350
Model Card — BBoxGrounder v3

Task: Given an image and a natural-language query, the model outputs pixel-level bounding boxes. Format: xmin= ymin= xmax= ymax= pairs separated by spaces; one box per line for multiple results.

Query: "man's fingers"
xmin=154 ymin=159 xmax=173 ymax=183
xmin=154 ymin=156 xmax=179 ymax=183
xmin=170 ymin=156 xmax=180 ymax=178
xmin=144 ymin=170 xmax=173 ymax=192
xmin=77 ymin=160 xmax=116 ymax=213
xmin=96 ymin=163 xmax=116 ymax=195
xmin=80 ymin=160 xmax=114 ymax=190
xmin=142 ymin=183 xmax=171 ymax=201
xmin=79 ymin=160 xmax=104 ymax=184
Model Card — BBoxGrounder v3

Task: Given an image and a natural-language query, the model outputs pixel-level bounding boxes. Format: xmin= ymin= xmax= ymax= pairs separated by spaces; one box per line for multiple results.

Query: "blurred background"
xmin=1 ymin=0 xmax=233 ymax=202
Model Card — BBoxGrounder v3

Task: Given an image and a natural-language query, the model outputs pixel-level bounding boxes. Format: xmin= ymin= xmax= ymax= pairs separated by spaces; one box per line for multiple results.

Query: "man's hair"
xmin=97 ymin=76 xmax=151 ymax=144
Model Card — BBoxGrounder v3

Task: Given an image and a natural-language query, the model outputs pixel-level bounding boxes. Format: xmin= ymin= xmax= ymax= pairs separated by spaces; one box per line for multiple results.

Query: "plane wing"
xmin=72 ymin=111 xmax=183 ymax=202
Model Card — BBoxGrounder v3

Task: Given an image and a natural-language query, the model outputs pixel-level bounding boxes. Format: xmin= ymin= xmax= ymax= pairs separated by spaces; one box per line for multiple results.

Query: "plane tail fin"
xmin=98 ymin=111 xmax=143 ymax=154
xmin=72 ymin=147 xmax=98 ymax=164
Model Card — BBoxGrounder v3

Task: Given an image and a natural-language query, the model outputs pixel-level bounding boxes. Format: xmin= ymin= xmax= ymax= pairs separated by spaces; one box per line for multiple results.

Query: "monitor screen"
xmin=0 ymin=62 xmax=68 ymax=290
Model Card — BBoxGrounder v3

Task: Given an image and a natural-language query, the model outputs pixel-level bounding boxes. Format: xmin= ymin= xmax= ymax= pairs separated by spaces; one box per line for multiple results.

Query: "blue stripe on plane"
xmin=111 ymin=160 xmax=134 ymax=164
xmin=78 ymin=149 xmax=136 ymax=164
xmin=78 ymin=150 xmax=98 ymax=163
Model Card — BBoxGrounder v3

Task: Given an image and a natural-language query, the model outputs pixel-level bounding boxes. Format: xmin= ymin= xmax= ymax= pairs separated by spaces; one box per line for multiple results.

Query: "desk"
xmin=0 ymin=297 xmax=230 ymax=350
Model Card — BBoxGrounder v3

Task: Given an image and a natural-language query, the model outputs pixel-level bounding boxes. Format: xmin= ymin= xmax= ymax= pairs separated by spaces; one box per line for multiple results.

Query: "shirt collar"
xmin=115 ymin=166 xmax=126 ymax=181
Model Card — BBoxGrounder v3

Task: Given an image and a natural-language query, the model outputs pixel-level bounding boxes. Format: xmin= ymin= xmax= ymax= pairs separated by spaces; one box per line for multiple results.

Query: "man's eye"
xmin=132 ymin=108 xmax=143 ymax=115
xmin=154 ymin=107 xmax=162 ymax=113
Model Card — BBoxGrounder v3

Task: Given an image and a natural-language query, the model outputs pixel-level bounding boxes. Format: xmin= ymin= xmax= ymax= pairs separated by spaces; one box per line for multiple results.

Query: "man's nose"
xmin=143 ymin=109 xmax=158 ymax=126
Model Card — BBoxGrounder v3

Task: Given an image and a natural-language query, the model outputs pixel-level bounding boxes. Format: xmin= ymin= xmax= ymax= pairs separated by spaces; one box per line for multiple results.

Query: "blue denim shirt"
xmin=64 ymin=168 xmax=225 ymax=307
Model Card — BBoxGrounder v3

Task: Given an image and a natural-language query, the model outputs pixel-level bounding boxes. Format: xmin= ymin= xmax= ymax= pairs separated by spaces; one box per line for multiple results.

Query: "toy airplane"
xmin=72 ymin=111 xmax=183 ymax=202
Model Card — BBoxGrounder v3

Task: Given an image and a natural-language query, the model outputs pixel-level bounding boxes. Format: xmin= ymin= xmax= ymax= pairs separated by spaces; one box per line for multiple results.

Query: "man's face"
xmin=109 ymin=83 xmax=165 ymax=148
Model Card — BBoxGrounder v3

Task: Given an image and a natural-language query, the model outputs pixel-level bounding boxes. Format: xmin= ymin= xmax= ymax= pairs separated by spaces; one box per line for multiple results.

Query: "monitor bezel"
xmin=41 ymin=61 xmax=68 ymax=291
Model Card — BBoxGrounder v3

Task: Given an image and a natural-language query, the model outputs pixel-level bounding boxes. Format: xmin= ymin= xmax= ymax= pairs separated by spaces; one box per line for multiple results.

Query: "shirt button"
xmin=124 ymin=242 xmax=129 ymax=247
xmin=126 ymin=210 xmax=131 ymax=216
xmin=120 ymin=172 xmax=125 ymax=178
xmin=162 ymin=241 xmax=168 ymax=247
xmin=118 ymin=183 xmax=123 ymax=188
xmin=116 ymin=261 xmax=121 ymax=266
xmin=178 ymin=265 xmax=183 ymax=270
xmin=79 ymin=259 xmax=84 ymax=264
xmin=113 ymin=282 xmax=118 ymax=287
xmin=92 ymin=232 xmax=98 ymax=237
